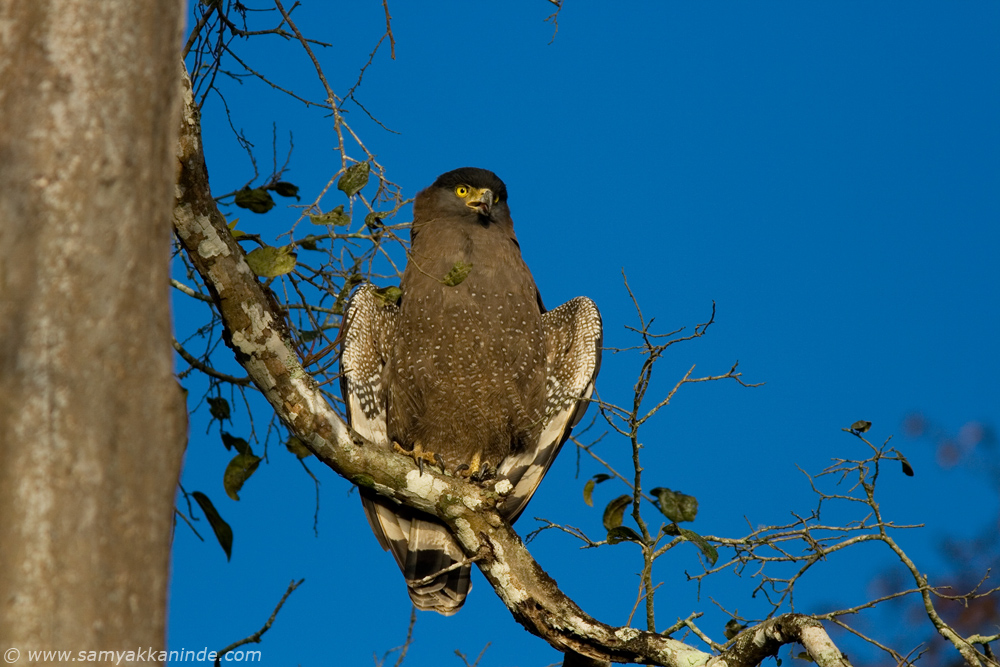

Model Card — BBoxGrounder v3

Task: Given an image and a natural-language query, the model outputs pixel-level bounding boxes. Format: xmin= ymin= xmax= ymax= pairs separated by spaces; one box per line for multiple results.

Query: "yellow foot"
xmin=393 ymin=441 xmax=445 ymax=475
xmin=454 ymin=452 xmax=495 ymax=482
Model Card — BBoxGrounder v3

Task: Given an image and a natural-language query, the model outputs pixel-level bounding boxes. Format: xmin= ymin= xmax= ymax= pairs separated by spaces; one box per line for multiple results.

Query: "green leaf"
xmin=299 ymin=235 xmax=319 ymax=251
xmin=285 ymin=436 xmax=312 ymax=459
xmin=220 ymin=432 xmax=251 ymax=456
xmin=585 ymin=474 xmax=614 ymax=508
xmin=299 ymin=329 xmax=320 ymax=343
xmin=191 ymin=491 xmax=233 ymax=560
xmin=245 ymin=245 xmax=297 ymax=278
xmin=337 ymin=162 xmax=370 ymax=197
xmin=849 ymin=419 xmax=872 ymax=433
xmin=224 ymin=452 xmax=262 ymax=501
xmin=606 ymin=526 xmax=644 ymax=545
xmin=365 ymin=211 xmax=388 ymax=228
xmin=679 ymin=527 xmax=718 ymax=565
xmin=373 ymin=285 xmax=402 ymax=307
xmin=207 ymin=397 xmax=230 ymax=422
xmin=309 ymin=204 xmax=350 ymax=226
xmin=897 ymin=451 xmax=915 ymax=477
xmin=234 ymin=187 xmax=275 ymax=214
xmin=602 ymin=494 xmax=632 ymax=531
xmin=227 ymin=218 xmax=245 ymax=239
xmin=272 ymin=181 xmax=300 ymax=199
xmin=332 ymin=273 xmax=365 ymax=315
xmin=651 ymin=487 xmax=698 ymax=523
xmin=442 ymin=261 xmax=473 ymax=287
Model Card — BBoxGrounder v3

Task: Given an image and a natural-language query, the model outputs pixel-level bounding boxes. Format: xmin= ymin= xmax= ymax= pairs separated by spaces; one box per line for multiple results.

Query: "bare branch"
xmin=173 ymin=338 xmax=252 ymax=386
xmin=171 ymin=61 xmax=904 ymax=667
xmin=454 ymin=643 xmax=491 ymax=667
xmin=175 ymin=67 xmax=721 ymax=665
xmin=214 ymin=579 xmax=304 ymax=666
xmin=382 ymin=0 xmax=396 ymax=60
xmin=544 ymin=1 xmax=564 ymax=45
xmin=374 ymin=607 xmax=417 ymax=667
xmin=708 ymin=616 xmax=851 ymax=667
xmin=171 ymin=278 xmax=213 ymax=302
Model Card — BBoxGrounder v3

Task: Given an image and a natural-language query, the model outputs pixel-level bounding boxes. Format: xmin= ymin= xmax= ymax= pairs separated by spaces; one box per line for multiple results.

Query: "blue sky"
xmin=170 ymin=3 xmax=999 ymax=665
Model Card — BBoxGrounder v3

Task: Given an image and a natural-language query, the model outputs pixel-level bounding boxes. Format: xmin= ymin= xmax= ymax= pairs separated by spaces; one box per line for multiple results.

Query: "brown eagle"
xmin=340 ymin=167 xmax=602 ymax=614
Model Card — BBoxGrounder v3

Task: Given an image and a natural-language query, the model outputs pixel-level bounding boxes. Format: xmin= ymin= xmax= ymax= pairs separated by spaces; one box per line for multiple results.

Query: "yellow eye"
xmin=494 ymin=194 xmax=500 ymax=204
xmin=455 ymin=185 xmax=469 ymax=197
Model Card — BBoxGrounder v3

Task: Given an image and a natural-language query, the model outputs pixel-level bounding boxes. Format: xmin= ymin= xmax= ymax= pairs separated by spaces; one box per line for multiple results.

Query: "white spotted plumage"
xmin=341 ymin=285 xmax=601 ymax=613
xmin=339 ymin=168 xmax=602 ymax=615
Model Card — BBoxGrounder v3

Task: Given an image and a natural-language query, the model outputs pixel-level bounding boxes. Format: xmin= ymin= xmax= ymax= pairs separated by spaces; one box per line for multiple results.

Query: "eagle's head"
xmin=414 ymin=167 xmax=510 ymax=226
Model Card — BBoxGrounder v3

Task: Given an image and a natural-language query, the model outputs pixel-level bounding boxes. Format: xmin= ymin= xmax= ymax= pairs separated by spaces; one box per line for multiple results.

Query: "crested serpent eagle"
xmin=340 ymin=167 xmax=602 ymax=615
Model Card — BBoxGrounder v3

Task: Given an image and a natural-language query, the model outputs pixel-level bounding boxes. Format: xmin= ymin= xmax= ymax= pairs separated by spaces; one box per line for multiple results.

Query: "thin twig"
xmin=214 ymin=579 xmax=304 ymax=666
xmin=173 ymin=339 xmax=252 ymax=386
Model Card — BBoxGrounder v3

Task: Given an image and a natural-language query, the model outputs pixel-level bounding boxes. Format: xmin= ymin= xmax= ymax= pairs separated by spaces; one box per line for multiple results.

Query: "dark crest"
xmin=432 ymin=167 xmax=508 ymax=202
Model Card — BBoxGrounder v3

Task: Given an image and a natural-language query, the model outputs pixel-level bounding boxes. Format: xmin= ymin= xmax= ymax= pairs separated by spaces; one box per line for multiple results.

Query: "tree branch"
xmin=172 ymin=64 xmax=849 ymax=667
xmin=708 ymin=616 xmax=850 ymax=667
xmin=214 ymin=579 xmax=304 ymax=666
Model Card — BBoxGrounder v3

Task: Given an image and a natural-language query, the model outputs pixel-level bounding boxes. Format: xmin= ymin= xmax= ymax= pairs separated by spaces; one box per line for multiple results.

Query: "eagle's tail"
xmin=361 ymin=490 xmax=472 ymax=615
xmin=403 ymin=518 xmax=471 ymax=615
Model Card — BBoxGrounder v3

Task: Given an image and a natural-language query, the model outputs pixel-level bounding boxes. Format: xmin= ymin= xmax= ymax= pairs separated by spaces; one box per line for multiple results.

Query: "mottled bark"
xmin=707 ymin=616 xmax=852 ymax=667
xmin=0 ymin=1 xmax=186 ymax=664
xmin=171 ymin=68 xmax=851 ymax=667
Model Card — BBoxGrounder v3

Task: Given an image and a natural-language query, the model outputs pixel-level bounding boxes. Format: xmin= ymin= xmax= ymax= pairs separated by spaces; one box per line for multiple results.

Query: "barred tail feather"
xmin=345 ymin=287 xmax=472 ymax=614
xmin=404 ymin=519 xmax=471 ymax=615
xmin=360 ymin=490 xmax=471 ymax=615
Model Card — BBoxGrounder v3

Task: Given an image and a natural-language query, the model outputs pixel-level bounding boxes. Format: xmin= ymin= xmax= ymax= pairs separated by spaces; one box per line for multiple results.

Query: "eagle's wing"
xmin=340 ymin=284 xmax=394 ymax=449
xmin=340 ymin=284 xmax=471 ymax=615
xmin=498 ymin=297 xmax=603 ymax=522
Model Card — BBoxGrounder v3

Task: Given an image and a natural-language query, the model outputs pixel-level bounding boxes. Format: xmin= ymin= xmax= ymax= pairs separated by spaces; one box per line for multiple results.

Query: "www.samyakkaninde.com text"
xmin=7 ymin=648 xmax=261 ymax=664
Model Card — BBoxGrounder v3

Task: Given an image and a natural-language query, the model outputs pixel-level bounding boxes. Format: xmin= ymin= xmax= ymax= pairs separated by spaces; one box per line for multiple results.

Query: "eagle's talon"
xmin=471 ymin=463 xmax=496 ymax=483
xmin=393 ymin=441 xmax=441 ymax=475
xmin=455 ymin=463 xmax=470 ymax=476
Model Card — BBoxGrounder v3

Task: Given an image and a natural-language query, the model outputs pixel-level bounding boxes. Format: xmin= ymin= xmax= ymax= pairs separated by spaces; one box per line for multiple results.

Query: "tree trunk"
xmin=0 ymin=1 xmax=186 ymax=663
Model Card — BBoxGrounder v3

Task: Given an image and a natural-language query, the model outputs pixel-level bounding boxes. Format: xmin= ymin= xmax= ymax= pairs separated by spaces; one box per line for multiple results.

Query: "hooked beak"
xmin=466 ymin=188 xmax=493 ymax=217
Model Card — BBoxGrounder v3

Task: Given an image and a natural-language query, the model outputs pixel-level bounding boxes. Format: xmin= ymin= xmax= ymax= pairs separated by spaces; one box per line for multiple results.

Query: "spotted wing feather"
xmin=498 ymin=297 xmax=603 ymax=521
xmin=341 ymin=284 xmax=472 ymax=615
xmin=340 ymin=284 xmax=395 ymax=448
